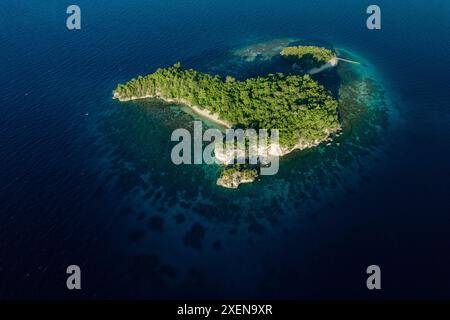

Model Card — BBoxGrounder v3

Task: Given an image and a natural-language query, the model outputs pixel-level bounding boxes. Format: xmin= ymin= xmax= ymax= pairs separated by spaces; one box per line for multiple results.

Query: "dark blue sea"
xmin=1 ymin=0 xmax=449 ymax=299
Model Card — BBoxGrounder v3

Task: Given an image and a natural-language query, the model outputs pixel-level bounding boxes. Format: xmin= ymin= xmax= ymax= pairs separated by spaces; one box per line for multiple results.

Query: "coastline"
xmin=307 ymin=57 xmax=339 ymax=75
xmin=113 ymin=91 xmax=339 ymax=157
xmin=113 ymin=89 xmax=341 ymax=164
xmin=113 ymin=92 xmax=232 ymax=128
xmin=189 ymin=105 xmax=232 ymax=129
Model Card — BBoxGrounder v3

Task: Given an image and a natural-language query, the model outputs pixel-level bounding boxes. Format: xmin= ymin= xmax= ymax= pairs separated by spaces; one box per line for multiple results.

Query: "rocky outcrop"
xmin=216 ymin=168 xmax=258 ymax=189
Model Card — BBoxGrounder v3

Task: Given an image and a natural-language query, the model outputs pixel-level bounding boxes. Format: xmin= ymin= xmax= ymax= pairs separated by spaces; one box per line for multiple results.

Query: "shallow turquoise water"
xmin=1 ymin=0 xmax=449 ymax=298
xmin=90 ymin=40 xmax=396 ymax=297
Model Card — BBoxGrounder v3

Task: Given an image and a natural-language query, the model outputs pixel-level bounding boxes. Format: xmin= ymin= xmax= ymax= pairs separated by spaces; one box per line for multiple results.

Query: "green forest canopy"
xmin=280 ymin=46 xmax=335 ymax=68
xmin=114 ymin=63 xmax=340 ymax=148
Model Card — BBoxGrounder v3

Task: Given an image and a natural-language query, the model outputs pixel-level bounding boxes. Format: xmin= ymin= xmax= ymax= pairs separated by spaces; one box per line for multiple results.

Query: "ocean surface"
xmin=0 ymin=0 xmax=449 ymax=299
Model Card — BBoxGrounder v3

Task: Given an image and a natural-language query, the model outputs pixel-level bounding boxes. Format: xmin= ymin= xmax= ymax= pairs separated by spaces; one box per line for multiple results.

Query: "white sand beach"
xmin=113 ymin=92 xmax=232 ymax=128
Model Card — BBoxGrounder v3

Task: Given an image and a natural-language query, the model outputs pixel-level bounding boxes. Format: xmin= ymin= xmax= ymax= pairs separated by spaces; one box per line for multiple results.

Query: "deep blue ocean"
xmin=1 ymin=0 xmax=449 ymax=299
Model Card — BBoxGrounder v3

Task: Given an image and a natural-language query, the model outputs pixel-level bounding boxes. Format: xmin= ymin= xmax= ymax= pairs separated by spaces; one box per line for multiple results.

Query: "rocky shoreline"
xmin=113 ymin=91 xmax=341 ymax=189
xmin=113 ymin=91 xmax=232 ymax=128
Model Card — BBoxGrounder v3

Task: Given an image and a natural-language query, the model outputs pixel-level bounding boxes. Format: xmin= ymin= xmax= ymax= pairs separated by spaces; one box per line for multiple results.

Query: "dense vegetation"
xmin=114 ymin=63 xmax=340 ymax=147
xmin=217 ymin=165 xmax=258 ymax=188
xmin=280 ymin=46 xmax=335 ymax=69
xmin=222 ymin=166 xmax=258 ymax=180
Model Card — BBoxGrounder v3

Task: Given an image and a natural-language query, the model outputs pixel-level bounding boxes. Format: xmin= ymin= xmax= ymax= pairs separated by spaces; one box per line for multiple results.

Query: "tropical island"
xmin=281 ymin=46 xmax=335 ymax=67
xmin=281 ymin=45 xmax=339 ymax=74
xmin=113 ymin=45 xmax=342 ymax=188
